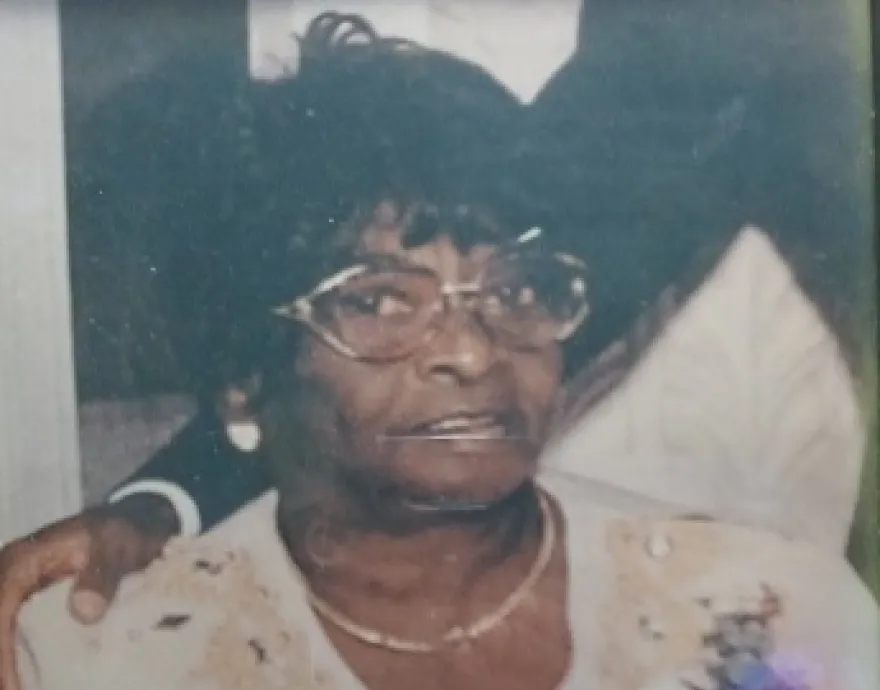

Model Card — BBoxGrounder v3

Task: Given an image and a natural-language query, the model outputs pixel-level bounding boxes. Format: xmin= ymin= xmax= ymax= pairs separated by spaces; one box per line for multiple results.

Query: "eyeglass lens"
xmin=307 ymin=253 xmax=586 ymax=359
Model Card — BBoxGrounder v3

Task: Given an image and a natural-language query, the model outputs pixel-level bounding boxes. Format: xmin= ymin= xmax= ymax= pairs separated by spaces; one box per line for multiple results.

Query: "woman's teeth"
xmin=381 ymin=412 xmax=526 ymax=441
xmin=416 ymin=414 xmax=509 ymax=438
xmin=427 ymin=414 xmax=500 ymax=433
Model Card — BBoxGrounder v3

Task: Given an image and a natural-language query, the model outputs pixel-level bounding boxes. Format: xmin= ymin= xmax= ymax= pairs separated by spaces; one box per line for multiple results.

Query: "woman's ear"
xmin=216 ymin=374 xmax=264 ymax=453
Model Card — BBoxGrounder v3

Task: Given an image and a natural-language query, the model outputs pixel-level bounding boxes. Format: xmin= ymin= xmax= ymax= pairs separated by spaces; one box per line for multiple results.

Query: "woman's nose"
xmin=414 ymin=308 xmax=495 ymax=384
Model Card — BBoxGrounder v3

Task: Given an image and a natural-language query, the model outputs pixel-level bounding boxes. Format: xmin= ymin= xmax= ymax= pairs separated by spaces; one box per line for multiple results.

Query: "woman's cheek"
xmin=516 ymin=348 xmax=563 ymax=416
xmin=331 ymin=368 xmax=405 ymax=432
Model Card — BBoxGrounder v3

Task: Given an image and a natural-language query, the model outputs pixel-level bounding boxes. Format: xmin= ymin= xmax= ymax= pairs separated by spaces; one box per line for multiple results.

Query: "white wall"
xmin=248 ymin=0 xmax=581 ymax=103
xmin=0 ymin=0 xmax=82 ymax=543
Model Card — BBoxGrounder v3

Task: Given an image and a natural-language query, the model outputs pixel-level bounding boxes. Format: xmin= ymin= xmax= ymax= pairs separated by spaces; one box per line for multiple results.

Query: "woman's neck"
xmin=276 ymin=482 xmax=544 ymax=624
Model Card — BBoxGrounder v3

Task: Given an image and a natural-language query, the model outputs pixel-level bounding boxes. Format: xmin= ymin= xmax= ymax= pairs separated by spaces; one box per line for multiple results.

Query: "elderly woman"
xmin=4 ymin=15 xmax=878 ymax=690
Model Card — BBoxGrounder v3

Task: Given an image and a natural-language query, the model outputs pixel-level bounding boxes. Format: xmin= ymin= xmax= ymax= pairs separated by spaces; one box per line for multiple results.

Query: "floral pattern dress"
xmin=16 ymin=472 xmax=879 ymax=690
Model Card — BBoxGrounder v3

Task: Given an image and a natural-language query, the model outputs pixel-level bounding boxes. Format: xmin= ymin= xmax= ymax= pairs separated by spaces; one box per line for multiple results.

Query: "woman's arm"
xmin=105 ymin=408 xmax=272 ymax=536
xmin=0 ymin=412 xmax=271 ymax=690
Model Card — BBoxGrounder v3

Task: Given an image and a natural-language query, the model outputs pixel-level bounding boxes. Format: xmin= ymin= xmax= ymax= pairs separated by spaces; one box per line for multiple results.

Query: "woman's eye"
xmin=515 ymin=286 xmax=537 ymax=307
xmin=496 ymin=284 xmax=538 ymax=308
xmin=341 ymin=290 xmax=412 ymax=316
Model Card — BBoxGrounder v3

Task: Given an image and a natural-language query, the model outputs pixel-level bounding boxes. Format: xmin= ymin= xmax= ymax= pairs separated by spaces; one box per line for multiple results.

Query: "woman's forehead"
xmin=357 ymin=226 xmax=497 ymax=270
xmin=352 ymin=202 xmax=502 ymax=274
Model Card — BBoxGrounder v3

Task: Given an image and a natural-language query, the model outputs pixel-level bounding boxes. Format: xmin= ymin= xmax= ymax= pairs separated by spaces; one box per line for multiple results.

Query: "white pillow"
xmin=544 ymin=226 xmax=864 ymax=554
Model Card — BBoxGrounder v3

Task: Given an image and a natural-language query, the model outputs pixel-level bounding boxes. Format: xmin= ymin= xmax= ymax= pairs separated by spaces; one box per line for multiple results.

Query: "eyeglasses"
xmin=272 ymin=239 xmax=589 ymax=362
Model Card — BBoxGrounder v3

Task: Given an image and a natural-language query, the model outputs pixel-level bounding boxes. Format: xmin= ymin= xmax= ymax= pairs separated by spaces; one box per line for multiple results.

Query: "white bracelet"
xmin=106 ymin=479 xmax=202 ymax=537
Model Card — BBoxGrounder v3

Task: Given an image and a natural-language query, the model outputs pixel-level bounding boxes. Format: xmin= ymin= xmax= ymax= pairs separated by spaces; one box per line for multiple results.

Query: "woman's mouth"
xmin=386 ymin=410 xmax=526 ymax=441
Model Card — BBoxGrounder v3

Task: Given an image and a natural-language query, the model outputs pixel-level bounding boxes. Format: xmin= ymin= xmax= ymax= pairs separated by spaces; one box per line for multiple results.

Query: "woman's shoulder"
xmin=607 ymin=518 xmax=876 ymax=689
xmin=16 ymin=491 xmax=338 ymax=690
xmin=547 ymin=479 xmax=879 ymax=690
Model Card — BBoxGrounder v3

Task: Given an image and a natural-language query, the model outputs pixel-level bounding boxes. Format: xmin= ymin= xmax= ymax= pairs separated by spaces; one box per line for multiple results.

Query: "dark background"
xmin=61 ymin=0 xmax=244 ymax=398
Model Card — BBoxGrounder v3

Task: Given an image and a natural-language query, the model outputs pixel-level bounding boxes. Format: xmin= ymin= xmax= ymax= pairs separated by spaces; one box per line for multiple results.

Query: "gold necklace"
xmin=294 ymin=490 xmax=556 ymax=654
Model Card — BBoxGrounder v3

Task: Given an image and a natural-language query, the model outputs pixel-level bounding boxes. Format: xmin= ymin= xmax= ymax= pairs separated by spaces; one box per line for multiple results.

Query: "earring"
xmin=225 ymin=420 xmax=262 ymax=453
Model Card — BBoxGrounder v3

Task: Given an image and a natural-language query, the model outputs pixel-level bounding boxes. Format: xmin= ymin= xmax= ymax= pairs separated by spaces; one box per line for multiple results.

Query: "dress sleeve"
xmin=105 ymin=409 xmax=272 ymax=534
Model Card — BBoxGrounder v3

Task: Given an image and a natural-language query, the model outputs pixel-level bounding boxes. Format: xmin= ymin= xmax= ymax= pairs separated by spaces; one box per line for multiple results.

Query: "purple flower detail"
xmin=738 ymin=653 xmax=822 ymax=690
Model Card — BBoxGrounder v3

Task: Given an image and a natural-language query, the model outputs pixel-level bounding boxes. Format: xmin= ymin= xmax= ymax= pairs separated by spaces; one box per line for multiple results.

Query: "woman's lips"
xmin=386 ymin=410 xmax=525 ymax=440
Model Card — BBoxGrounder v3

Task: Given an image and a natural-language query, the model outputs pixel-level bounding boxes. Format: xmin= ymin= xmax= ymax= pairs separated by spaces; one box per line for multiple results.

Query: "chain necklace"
xmin=293 ymin=490 xmax=556 ymax=654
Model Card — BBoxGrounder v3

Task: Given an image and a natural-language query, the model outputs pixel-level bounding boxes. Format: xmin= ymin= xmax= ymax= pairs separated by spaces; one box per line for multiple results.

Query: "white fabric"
xmin=16 ymin=470 xmax=879 ymax=690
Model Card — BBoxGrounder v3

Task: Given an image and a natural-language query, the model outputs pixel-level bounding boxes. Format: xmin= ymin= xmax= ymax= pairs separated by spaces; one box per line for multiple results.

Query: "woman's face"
xmin=281 ymin=206 xmax=564 ymax=512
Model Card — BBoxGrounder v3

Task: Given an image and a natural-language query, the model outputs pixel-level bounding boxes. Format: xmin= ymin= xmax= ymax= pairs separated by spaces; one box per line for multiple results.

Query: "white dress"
xmin=15 ymin=469 xmax=878 ymax=690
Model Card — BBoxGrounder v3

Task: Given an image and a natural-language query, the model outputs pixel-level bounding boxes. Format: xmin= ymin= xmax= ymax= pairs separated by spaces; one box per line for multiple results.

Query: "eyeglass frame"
xmin=271 ymin=227 xmax=590 ymax=361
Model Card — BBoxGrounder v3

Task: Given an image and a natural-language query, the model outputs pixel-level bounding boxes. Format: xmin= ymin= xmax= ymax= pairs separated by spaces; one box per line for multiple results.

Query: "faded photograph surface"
xmin=0 ymin=1 xmax=876 ymax=690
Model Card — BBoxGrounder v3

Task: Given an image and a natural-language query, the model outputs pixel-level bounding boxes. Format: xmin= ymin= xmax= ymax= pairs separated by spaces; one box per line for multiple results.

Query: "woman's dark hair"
xmin=71 ymin=13 xmax=563 ymax=401
xmin=67 ymin=48 xmax=258 ymax=399
xmin=154 ymin=13 xmax=552 ymax=400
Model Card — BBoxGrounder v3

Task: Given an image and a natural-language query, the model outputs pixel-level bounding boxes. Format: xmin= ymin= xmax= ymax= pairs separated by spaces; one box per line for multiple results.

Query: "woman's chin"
xmin=400 ymin=491 xmax=519 ymax=514
xmin=387 ymin=442 xmax=539 ymax=512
